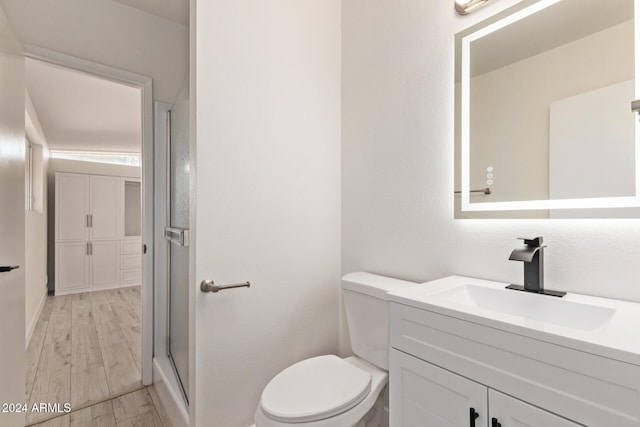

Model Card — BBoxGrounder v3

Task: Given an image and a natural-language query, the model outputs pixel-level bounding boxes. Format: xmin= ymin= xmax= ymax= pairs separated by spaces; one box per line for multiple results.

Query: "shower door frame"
xmin=165 ymin=108 xmax=190 ymax=403
xmin=153 ymin=102 xmax=190 ymax=410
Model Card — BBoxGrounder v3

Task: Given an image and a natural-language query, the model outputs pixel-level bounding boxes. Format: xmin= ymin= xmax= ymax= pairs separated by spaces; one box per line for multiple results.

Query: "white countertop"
xmin=388 ymin=275 xmax=640 ymax=366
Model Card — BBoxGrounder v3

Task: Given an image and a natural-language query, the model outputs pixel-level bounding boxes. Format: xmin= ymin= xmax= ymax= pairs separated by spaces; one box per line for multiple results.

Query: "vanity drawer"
xmin=390 ymin=303 xmax=640 ymax=427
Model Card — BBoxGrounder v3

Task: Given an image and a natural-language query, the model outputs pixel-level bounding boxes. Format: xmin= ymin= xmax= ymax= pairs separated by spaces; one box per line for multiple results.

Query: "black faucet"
xmin=506 ymin=237 xmax=566 ymax=297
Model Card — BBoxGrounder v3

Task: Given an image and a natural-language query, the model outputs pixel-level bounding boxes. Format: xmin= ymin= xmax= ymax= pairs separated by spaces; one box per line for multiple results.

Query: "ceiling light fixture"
xmin=455 ymin=0 xmax=492 ymax=15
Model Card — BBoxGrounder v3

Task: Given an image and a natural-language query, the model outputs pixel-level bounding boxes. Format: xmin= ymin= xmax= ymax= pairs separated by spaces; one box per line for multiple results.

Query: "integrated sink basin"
xmin=388 ymin=275 xmax=640 ymax=366
xmin=429 ymin=283 xmax=615 ymax=332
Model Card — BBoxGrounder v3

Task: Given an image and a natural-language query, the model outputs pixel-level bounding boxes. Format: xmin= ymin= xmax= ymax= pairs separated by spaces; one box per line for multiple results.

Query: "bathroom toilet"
xmin=255 ymin=272 xmax=416 ymax=427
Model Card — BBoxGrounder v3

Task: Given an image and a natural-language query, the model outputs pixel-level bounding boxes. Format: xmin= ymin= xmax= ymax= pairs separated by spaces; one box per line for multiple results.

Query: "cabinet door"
xmin=90 ymin=175 xmax=120 ymax=241
xmin=56 ymin=242 xmax=90 ymax=291
xmin=56 ymin=173 xmax=90 ymax=241
xmin=91 ymin=241 xmax=119 ymax=288
xmin=390 ymin=349 xmax=488 ymax=427
xmin=489 ymin=390 xmax=581 ymax=427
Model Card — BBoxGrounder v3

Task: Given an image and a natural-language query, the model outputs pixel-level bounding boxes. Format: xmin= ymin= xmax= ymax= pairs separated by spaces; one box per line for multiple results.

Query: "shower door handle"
xmin=200 ymin=279 xmax=251 ymax=293
xmin=164 ymin=227 xmax=189 ymax=246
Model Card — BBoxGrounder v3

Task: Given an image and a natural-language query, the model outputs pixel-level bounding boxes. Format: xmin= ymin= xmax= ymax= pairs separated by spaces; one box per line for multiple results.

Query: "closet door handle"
xmin=86 ymin=214 xmax=90 ymax=227
xmin=491 ymin=418 xmax=501 ymax=427
xmin=89 ymin=214 xmax=93 ymax=227
xmin=0 ymin=266 xmax=19 ymax=273
xmin=86 ymin=242 xmax=93 ymax=255
xmin=470 ymin=408 xmax=480 ymax=427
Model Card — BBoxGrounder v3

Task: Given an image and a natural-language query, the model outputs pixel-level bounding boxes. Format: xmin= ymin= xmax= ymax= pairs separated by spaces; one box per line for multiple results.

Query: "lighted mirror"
xmin=455 ymin=0 xmax=640 ymax=218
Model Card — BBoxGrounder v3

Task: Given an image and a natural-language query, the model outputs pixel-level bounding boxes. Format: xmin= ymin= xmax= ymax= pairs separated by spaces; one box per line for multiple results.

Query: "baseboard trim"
xmin=54 ymin=282 xmax=140 ymax=296
xmin=153 ymin=358 xmax=189 ymax=427
xmin=25 ymin=287 xmax=48 ymax=349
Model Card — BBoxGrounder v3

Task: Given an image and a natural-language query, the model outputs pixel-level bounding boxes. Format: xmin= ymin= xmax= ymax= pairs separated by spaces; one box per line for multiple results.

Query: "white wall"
xmin=193 ymin=1 xmax=342 ymax=425
xmin=342 ymin=0 xmax=640 ymax=356
xmin=0 ymin=0 xmax=188 ymax=103
xmin=0 ymin=5 xmax=26 ymax=425
xmin=468 ymin=20 xmax=634 ymax=205
xmin=47 ymin=159 xmax=141 ymax=292
xmin=25 ymin=91 xmax=49 ymax=345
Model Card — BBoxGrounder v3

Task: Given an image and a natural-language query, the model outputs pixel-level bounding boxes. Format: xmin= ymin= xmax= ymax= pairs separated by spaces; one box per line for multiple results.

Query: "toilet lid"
xmin=261 ymin=355 xmax=372 ymax=423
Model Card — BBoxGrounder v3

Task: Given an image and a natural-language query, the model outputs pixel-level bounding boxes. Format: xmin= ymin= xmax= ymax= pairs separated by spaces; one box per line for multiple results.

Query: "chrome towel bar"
xmin=454 ymin=188 xmax=491 ymax=195
xmin=200 ymin=279 xmax=251 ymax=293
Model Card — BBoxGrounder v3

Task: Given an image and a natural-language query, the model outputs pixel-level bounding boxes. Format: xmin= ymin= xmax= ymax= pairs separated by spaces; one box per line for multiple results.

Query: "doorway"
xmin=22 ymin=51 xmax=154 ymax=426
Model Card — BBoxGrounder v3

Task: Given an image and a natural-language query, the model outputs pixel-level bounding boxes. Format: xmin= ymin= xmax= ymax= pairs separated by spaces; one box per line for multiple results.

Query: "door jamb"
xmin=24 ymin=44 xmax=154 ymax=385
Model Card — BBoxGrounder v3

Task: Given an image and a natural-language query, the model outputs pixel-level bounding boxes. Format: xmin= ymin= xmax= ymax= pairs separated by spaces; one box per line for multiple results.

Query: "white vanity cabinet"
xmin=489 ymin=389 xmax=580 ymax=427
xmin=388 ymin=288 xmax=640 ymax=427
xmin=390 ymin=348 xmax=487 ymax=426
xmin=390 ymin=348 xmax=579 ymax=427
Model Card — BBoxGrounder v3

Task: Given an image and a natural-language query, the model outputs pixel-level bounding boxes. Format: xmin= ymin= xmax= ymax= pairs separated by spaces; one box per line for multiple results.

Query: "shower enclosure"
xmin=154 ymin=84 xmax=190 ymax=410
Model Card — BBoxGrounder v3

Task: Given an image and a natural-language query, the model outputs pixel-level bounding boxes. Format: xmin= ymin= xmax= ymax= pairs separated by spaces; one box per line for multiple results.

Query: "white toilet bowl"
xmin=255 ymin=273 xmax=416 ymax=427
xmin=255 ymin=356 xmax=387 ymax=427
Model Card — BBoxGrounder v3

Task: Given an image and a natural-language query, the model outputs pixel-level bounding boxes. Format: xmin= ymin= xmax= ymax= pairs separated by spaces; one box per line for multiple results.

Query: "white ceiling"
xmin=26 ymin=58 xmax=142 ymax=154
xmin=112 ymin=0 xmax=189 ymax=26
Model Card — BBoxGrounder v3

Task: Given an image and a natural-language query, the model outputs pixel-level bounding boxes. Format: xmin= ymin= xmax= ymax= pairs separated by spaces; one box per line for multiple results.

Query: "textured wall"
xmin=0 ymin=0 xmax=188 ymax=103
xmin=24 ymin=95 xmax=49 ymax=344
xmin=342 ymin=0 xmax=640 ymax=347
xmin=194 ymin=1 xmax=342 ymax=425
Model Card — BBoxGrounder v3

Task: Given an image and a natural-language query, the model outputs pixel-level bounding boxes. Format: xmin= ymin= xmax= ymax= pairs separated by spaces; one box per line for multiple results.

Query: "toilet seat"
xmin=261 ymin=355 xmax=372 ymax=423
xmin=256 ymin=356 xmax=388 ymax=427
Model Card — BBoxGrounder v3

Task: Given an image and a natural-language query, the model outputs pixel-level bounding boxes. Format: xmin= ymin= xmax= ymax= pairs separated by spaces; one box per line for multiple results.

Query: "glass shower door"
xmin=165 ymin=108 xmax=190 ymax=403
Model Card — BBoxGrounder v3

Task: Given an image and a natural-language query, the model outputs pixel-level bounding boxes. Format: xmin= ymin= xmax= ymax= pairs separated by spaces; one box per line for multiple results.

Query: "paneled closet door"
xmin=90 ymin=175 xmax=121 ymax=241
xmin=91 ymin=241 xmax=119 ymax=288
xmin=56 ymin=242 xmax=90 ymax=291
xmin=56 ymin=173 xmax=90 ymax=242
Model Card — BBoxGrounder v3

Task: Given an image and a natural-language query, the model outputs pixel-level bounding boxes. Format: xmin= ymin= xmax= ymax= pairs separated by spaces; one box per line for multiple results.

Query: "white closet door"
xmin=90 ymin=175 xmax=120 ymax=241
xmin=56 ymin=242 xmax=90 ymax=291
xmin=91 ymin=241 xmax=119 ymax=288
xmin=56 ymin=173 xmax=90 ymax=242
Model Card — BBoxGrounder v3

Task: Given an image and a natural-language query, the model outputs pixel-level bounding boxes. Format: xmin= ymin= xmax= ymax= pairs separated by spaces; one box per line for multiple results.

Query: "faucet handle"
xmin=517 ymin=236 xmax=543 ymax=247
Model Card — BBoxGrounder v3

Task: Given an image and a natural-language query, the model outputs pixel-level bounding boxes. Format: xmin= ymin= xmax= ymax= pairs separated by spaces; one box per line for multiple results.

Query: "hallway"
xmin=26 ymin=287 xmax=142 ymax=425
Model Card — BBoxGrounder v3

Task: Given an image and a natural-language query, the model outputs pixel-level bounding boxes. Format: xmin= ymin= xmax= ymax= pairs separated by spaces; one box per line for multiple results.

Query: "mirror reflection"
xmin=455 ymin=0 xmax=640 ymax=218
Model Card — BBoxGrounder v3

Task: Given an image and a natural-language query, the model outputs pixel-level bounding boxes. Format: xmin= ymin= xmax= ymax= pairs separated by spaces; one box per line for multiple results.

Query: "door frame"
xmin=25 ymin=45 xmax=154 ymax=385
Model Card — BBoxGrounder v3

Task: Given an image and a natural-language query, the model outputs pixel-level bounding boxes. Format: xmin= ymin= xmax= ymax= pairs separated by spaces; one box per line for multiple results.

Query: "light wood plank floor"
xmin=31 ymin=386 xmax=172 ymax=427
xmin=26 ymin=287 xmax=143 ymax=426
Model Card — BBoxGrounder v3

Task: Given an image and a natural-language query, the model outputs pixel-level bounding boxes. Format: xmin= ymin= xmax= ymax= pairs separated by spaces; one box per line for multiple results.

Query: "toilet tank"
xmin=342 ymin=272 xmax=417 ymax=370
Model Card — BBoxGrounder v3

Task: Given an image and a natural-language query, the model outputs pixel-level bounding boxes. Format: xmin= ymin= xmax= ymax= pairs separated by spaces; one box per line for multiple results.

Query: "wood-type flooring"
xmin=25 ymin=287 xmax=146 ymax=426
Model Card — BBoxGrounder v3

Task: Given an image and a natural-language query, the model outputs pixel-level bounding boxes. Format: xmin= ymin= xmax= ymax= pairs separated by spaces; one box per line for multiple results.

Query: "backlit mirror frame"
xmin=456 ymin=0 xmax=640 ymax=214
